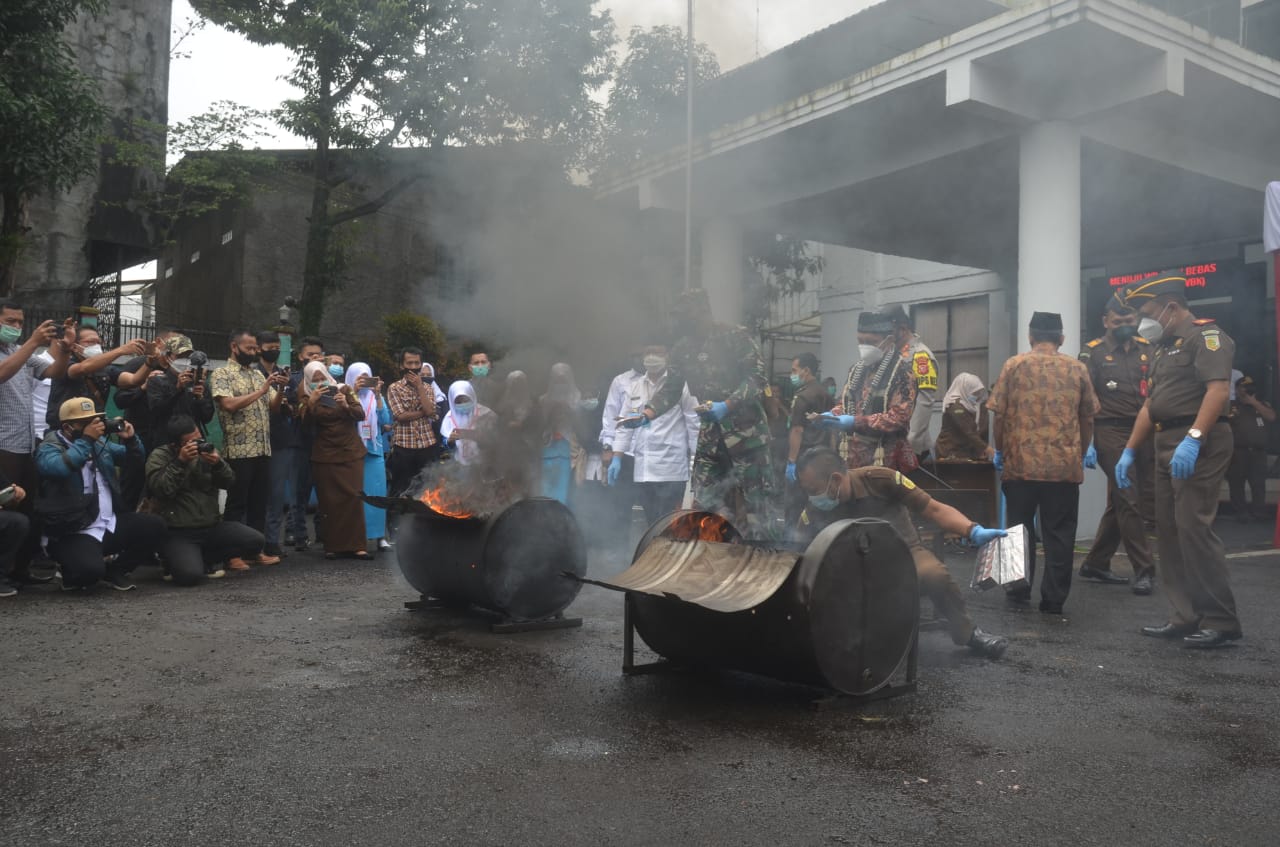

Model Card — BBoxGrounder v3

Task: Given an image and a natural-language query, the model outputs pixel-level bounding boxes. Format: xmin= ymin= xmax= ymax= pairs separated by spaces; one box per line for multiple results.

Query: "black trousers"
xmin=161 ymin=522 xmax=265 ymax=586
xmin=0 ymin=510 xmax=32 ymax=583
xmin=1001 ymin=479 xmax=1080 ymax=608
xmin=388 ymin=443 xmax=442 ymax=497
xmin=634 ymin=481 xmax=686 ymax=529
xmin=1227 ymin=446 xmax=1268 ymax=518
xmin=224 ymin=455 xmax=271 ymax=533
xmin=47 ymin=512 xmax=168 ymax=588
xmin=0 ymin=450 xmax=41 ymax=575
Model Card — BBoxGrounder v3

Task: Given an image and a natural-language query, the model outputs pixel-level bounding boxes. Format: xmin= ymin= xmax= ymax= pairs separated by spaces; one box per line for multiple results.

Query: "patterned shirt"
xmin=988 ymin=349 xmax=1099 ymax=483
xmin=0 ymin=345 xmax=54 ymax=453
xmin=841 ymin=349 xmax=919 ymax=471
xmin=210 ymin=362 xmax=274 ymax=459
xmin=387 ymin=377 xmax=438 ymax=450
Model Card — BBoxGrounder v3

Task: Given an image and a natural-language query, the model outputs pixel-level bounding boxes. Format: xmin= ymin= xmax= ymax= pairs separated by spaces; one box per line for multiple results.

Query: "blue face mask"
xmin=0 ymin=325 xmax=20 ymax=345
xmin=470 ymin=364 xmax=489 ymax=379
xmin=790 ymin=373 xmax=804 ymax=387
xmin=808 ymin=477 xmax=841 ymax=512
xmin=328 ymin=364 xmax=344 ymax=378
xmin=581 ymin=398 xmax=600 ymax=411
xmin=453 ymin=401 xmax=474 ymax=415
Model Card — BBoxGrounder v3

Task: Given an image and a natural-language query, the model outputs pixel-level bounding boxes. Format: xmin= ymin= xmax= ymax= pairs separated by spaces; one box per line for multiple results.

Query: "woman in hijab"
xmin=494 ymin=370 xmax=542 ymax=495
xmin=933 ymin=372 xmax=995 ymax=462
xmin=539 ymin=363 xmax=586 ymax=505
xmin=300 ymin=361 xmax=370 ymax=559
xmin=345 ymin=362 xmax=394 ymax=552
xmin=441 ymin=380 xmax=496 ymax=467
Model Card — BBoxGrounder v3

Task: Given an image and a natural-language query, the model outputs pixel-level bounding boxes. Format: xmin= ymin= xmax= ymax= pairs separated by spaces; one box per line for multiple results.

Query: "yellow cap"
xmin=58 ymin=397 xmax=99 ymax=423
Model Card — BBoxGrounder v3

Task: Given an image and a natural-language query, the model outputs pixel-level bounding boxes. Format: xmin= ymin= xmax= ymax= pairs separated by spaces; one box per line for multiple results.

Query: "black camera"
xmin=103 ymin=417 xmax=126 ymax=434
xmin=196 ymin=439 xmax=217 ymax=454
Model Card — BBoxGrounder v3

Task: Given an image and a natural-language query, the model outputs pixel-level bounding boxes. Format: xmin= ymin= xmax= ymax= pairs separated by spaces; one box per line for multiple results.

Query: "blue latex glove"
xmin=1115 ymin=447 xmax=1136 ymax=489
xmin=619 ymin=414 xmax=649 ymax=430
xmin=992 ymin=450 xmax=1004 ymax=473
xmin=698 ymin=401 xmax=729 ymax=423
xmin=606 ymin=455 xmax=622 ymax=486
xmin=1083 ymin=442 xmax=1097 ymax=469
xmin=969 ymin=525 xmax=1007 ymax=546
xmin=786 ymin=462 xmax=797 ymax=483
xmin=815 ymin=413 xmax=856 ymax=432
xmin=1170 ymin=435 xmax=1200 ymax=480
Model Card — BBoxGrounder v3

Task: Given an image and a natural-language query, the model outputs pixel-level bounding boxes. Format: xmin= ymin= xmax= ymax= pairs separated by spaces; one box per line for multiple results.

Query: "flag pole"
xmin=684 ymin=0 xmax=695 ymax=292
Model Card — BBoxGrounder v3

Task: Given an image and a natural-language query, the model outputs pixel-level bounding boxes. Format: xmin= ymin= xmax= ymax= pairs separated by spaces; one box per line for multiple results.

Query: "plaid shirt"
xmin=387 ymin=377 xmax=438 ymax=449
xmin=0 ymin=345 xmax=53 ymax=453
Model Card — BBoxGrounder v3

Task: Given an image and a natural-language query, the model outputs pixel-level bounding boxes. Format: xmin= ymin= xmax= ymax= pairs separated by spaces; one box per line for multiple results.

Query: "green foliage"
xmin=593 ymin=25 xmax=720 ymax=179
xmin=192 ymin=0 xmax=618 ymax=333
xmin=352 ymin=309 xmax=458 ymax=384
xmin=749 ymin=233 xmax=826 ymax=298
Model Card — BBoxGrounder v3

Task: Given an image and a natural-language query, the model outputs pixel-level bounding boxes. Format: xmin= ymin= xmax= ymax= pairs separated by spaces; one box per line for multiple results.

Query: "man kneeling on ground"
xmin=794 ymin=447 xmax=1009 ymax=659
xmin=146 ymin=416 xmax=266 ymax=585
xmin=37 ymin=397 xmax=165 ymax=591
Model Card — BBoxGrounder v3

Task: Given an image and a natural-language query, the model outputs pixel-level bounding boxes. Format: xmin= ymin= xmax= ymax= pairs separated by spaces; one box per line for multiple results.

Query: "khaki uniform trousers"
xmin=1154 ymin=423 xmax=1240 ymax=632
xmin=911 ymin=545 xmax=974 ymax=646
xmin=1082 ymin=424 xmax=1156 ymax=578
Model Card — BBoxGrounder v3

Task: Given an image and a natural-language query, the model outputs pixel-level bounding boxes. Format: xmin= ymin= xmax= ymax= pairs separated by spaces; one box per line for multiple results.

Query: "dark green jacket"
xmin=144 ymin=444 xmax=236 ymax=529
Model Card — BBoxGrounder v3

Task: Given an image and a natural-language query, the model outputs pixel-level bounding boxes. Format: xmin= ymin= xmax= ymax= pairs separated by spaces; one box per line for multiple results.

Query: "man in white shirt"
xmin=599 ymin=354 xmax=642 ymax=545
xmin=610 ymin=346 xmax=700 ymax=527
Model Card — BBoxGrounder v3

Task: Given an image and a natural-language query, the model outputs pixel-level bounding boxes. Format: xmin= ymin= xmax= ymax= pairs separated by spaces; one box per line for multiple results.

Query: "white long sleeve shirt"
xmin=613 ymin=371 xmax=700 ymax=483
xmin=600 ymin=369 xmax=639 ymax=453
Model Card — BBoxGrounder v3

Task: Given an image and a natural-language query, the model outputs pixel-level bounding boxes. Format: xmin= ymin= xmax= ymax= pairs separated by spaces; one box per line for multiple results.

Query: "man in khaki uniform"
xmin=1117 ymin=276 xmax=1241 ymax=648
xmin=1078 ymin=292 xmax=1157 ymax=594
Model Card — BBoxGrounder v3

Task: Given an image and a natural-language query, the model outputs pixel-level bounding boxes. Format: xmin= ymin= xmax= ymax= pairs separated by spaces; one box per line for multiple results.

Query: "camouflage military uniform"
xmin=647 ymin=323 xmax=776 ymax=540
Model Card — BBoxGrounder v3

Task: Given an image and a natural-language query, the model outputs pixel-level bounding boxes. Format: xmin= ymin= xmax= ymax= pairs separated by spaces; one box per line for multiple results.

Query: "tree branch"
xmin=324 ymin=173 xmax=424 ymax=228
xmin=330 ymin=43 xmax=390 ymax=105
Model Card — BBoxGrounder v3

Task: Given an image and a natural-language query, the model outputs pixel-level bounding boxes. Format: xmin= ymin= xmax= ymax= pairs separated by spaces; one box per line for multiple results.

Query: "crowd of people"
xmin=0 ymin=276 xmax=1270 ymax=656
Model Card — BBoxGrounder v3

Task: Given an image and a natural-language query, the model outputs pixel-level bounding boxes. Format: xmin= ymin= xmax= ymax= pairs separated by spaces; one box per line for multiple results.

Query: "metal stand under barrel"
xmin=377 ymin=495 xmax=588 ymax=635
xmin=583 ymin=511 xmax=921 ymax=703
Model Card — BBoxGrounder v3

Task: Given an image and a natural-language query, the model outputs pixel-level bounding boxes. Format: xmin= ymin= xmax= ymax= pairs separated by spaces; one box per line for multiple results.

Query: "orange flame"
xmin=419 ymin=482 xmax=476 ymax=519
xmin=665 ymin=512 xmax=731 ymax=543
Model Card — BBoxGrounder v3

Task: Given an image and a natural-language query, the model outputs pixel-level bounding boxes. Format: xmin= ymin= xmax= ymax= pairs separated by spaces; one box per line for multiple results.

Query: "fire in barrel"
xmin=584 ymin=511 xmax=920 ymax=697
xmin=371 ymin=472 xmax=587 ymax=624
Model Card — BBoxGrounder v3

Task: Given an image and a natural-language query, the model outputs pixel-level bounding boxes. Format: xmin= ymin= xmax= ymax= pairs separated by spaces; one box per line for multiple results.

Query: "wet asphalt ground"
xmin=2 ymin=535 xmax=1278 ymax=846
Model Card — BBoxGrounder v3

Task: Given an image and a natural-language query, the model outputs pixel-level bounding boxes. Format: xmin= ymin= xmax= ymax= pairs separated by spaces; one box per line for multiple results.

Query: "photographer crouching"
xmin=146 ymin=415 xmax=265 ymax=585
xmin=36 ymin=398 xmax=166 ymax=591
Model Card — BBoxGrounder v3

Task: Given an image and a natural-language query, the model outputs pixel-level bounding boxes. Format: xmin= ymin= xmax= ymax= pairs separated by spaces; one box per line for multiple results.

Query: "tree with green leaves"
xmin=192 ymin=0 xmax=616 ymax=334
xmin=0 ymin=0 xmax=108 ymax=295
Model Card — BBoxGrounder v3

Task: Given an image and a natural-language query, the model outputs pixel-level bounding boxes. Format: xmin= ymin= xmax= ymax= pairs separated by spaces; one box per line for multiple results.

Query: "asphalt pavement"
xmin=2 ymin=531 xmax=1278 ymax=846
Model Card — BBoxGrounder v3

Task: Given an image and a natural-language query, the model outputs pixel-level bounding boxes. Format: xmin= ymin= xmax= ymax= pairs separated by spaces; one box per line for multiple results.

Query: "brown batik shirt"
xmin=988 ymin=349 xmax=1099 ymax=483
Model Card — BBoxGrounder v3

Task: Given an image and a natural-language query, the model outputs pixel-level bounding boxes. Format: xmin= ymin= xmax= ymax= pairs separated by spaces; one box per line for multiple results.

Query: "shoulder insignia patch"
xmin=799 ymin=510 xmax=810 ymax=526
xmin=894 ymin=471 xmax=917 ymax=490
xmin=1204 ymin=333 xmax=1221 ymax=352
xmin=912 ymin=352 xmax=938 ymax=391
xmin=1086 ymin=339 xmax=1103 ymax=348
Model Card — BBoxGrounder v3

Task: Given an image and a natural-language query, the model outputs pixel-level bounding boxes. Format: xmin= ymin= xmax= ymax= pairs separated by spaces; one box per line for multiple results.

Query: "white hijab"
xmin=423 ymin=362 xmax=447 ymax=405
xmin=345 ymin=362 xmax=377 ymax=422
xmin=443 ymin=380 xmax=491 ymax=465
xmin=942 ymin=373 xmax=986 ymax=422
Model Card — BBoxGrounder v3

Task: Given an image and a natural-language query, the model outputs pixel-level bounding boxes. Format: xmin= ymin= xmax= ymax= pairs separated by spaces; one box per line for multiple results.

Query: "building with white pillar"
xmin=597 ymin=0 xmax=1280 ymax=538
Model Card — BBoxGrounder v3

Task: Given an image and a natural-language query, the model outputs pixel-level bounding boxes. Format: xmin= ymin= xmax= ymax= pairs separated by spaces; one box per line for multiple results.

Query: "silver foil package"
xmin=971 ymin=524 xmax=1029 ymax=591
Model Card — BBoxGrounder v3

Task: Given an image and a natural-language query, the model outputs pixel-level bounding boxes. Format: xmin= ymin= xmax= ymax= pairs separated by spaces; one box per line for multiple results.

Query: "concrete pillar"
xmin=701 ymin=217 xmax=744 ymax=324
xmin=1018 ymin=121 xmax=1082 ymax=354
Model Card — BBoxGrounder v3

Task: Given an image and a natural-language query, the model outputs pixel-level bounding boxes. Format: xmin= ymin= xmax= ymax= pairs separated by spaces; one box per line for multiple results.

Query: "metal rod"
xmin=684 ymin=0 xmax=694 ymax=293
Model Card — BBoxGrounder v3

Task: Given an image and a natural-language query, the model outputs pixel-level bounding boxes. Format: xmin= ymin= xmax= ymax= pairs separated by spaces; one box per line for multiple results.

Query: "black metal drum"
xmin=397 ymin=498 xmax=587 ymax=622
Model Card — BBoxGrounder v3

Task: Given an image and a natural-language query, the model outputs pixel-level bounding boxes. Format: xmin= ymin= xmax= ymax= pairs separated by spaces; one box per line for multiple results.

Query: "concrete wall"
xmin=15 ymin=0 xmax=171 ymax=309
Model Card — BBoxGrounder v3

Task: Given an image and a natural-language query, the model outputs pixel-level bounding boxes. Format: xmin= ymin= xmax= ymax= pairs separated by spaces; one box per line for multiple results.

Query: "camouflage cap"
xmin=163 ymin=334 xmax=194 ymax=356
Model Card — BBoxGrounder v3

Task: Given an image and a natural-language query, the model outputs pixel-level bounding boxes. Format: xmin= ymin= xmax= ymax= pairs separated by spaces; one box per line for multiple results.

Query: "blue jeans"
xmin=266 ymin=446 xmax=307 ymax=549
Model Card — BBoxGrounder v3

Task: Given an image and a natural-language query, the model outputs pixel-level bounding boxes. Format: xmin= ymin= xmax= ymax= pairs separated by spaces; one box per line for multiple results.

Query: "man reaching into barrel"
xmin=794 ymin=448 xmax=1009 ymax=659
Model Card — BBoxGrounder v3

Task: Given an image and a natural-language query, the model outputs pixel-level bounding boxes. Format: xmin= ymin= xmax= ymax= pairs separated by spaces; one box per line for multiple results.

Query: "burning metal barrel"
xmin=587 ymin=511 xmax=919 ymax=696
xmin=390 ymin=496 xmax=587 ymax=623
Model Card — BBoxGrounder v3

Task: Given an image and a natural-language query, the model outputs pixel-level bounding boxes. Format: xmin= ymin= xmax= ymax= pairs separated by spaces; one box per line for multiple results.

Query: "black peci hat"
xmin=1029 ymin=311 xmax=1063 ymax=332
xmin=858 ymin=310 xmax=894 ymax=334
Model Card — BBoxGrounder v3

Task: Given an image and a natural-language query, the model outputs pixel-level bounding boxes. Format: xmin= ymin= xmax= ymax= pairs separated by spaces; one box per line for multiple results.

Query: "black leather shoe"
xmin=1005 ymin=589 xmax=1031 ymax=606
xmin=1141 ymin=622 xmax=1199 ymax=639
xmin=1079 ymin=565 xmax=1130 ymax=585
xmin=15 ymin=572 xmax=54 ymax=586
xmin=1132 ymin=574 xmax=1153 ymax=595
xmin=967 ymin=628 xmax=1008 ymax=659
xmin=1183 ymin=629 xmax=1243 ymax=649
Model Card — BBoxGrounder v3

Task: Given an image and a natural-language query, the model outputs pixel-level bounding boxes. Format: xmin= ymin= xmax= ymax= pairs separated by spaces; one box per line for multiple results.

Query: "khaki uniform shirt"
xmin=1229 ymin=401 xmax=1270 ymax=450
xmin=799 ymin=467 xmax=933 ymax=548
xmin=988 ymin=350 xmax=1099 ymax=483
xmin=210 ymin=363 xmax=275 ymax=460
xmin=1146 ymin=315 xmax=1233 ymax=423
xmin=1078 ymin=334 xmax=1152 ymax=419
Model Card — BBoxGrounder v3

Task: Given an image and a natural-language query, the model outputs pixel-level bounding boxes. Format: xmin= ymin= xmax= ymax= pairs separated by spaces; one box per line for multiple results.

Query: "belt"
xmin=1153 ymin=415 xmax=1228 ymax=432
xmin=1095 ymin=416 xmax=1136 ymax=427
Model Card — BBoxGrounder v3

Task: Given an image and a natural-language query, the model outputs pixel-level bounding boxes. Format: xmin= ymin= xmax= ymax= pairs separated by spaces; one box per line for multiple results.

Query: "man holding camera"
xmin=386 ymin=346 xmax=440 ymax=497
xmin=44 ymin=325 xmax=152 ymax=431
xmin=147 ymin=415 xmax=266 ymax=584
xmin=210 ymin=329 xmax=288 ymax=569
xmin=36 ymin=398 xmax=166 ymax=591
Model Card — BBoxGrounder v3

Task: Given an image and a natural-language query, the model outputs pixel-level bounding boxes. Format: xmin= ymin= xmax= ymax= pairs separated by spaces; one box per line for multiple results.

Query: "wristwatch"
xmin=1187 ymin=427 xmax=1203 ymax=440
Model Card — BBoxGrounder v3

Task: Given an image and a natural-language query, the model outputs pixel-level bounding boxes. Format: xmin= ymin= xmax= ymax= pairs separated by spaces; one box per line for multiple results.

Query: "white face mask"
xmin=172 ymin=357 xmax=192 ymax=373
xmin=858 ymin=344 xmax=884 ymax=367
xmin=1137 ymin=303 xmax=1172 ymax=343
xmin=643 ymin=355 xmax=667 ymax=372
xmin=81 ymin=344 xmax=103 ymax=358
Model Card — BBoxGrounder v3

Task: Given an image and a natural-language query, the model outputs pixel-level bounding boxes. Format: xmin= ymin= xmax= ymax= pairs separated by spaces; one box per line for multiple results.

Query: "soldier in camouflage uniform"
xmin=628 ymin=289 xmax=776 ymax=540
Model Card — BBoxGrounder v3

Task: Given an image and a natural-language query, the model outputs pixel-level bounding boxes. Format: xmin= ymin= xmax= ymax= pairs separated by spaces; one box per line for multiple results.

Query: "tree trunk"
xmin=299 ymin=52 xmax=335 ymax=336
xmin=0 ymin=189 xmax=26 ymax=299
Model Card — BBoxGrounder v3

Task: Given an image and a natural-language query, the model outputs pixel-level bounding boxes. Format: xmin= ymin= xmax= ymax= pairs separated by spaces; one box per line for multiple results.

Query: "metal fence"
xmin=23 ymin=311 xmax=225 ymax=359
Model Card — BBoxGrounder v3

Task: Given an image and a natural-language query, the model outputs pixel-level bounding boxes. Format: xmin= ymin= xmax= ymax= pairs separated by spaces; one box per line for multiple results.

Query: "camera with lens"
xmin=103 ymin=416 xmax=126 ymax=434
xmin=196 ymin=439 xmax=217 ymax=454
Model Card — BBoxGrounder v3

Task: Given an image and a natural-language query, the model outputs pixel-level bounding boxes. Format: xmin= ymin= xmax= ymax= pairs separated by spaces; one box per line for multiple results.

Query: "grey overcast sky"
xmin=168 ymin=0 xmax=885 ymax=143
